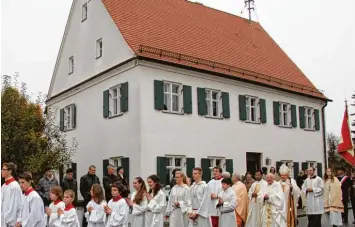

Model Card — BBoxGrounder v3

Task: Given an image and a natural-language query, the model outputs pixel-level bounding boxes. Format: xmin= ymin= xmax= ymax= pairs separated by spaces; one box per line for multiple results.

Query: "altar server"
xmin=208 ymin=166 xmax=224 ymax=227
xmin=45 ymin=186 xmax=65 ymax=227
xmin=130 ymin=177 xmax=148 ymax=227
xmin=85 ymin=184 xmax=106 ymax=227
xmin=57 ymin=189 xmax=80 ymax=227
xmin=216 ymin=177 xmax=237 ymax=227
xmin=1 ymin=162 xmax=22 ymax=227
xmin=145 ymin=174 xmax=166 ymax=227
xmin=105 ymin=183 xmax=130 ymax=227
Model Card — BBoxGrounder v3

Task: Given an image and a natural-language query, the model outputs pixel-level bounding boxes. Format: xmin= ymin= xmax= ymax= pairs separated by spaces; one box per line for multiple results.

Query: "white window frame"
xmin=82 ymin=3 xmax=88 ymax=21
xmin=208 ymin=157 xmax=226 ymax=176
xmin=279 ymin=102 xmax=291 ymax=127
xmin=246 ymin=96 xmax=260 ymax=123
xmin=96 ymin=38 xmax=103 ymax=59
xmin=63 ymin=105 xmax=74 ymax=131
xmin=109 ymin=157 xmax=122 ymax=168
xmin=304 ymin=107 xmax=315 ymax=130
xmin=69 ymin=56 xmax=74 ymax=74
xmin=109 ymin=85 xmax=121 ymax=117
xmin=206 ymin=89 xmax=222 ymax=118
xmin=166 ymin=155 xmax=186 ymax=183
xmin=163 ymin=81 xmax=183 ymax=113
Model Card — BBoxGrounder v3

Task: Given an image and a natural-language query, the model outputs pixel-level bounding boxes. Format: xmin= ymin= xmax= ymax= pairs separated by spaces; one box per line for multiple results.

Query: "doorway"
xmin=246 ymin=152 xmax=262 ymax=173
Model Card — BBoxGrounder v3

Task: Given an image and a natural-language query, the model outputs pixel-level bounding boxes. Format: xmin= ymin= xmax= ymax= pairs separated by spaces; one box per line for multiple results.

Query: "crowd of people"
xmin=2 ymin=161 xmax=355 ymax=227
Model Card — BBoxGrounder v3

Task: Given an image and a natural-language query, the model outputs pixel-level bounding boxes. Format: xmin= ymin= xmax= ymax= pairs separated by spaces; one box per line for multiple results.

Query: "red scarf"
xmin=5 ymin=177 xmax=16 ymax=185
xmin=64 ymin=204 xmax=75 ymax=211
xmin=54 ymin=200 xmax=62 ymax=205
xmin=24 ymin=187 xmax=34 ymax=196
xmin=112 ymin=195 xmax=123 ymax=202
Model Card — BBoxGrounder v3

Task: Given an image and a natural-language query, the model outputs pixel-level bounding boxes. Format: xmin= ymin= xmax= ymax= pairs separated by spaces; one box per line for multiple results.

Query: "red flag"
xmin=337 ymin=103 xmax=355 ymax=166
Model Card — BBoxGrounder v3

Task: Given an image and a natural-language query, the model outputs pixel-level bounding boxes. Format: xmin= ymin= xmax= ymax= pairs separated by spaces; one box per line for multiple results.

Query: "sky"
xmin=1 ymin=0 xmax=355 ymax=135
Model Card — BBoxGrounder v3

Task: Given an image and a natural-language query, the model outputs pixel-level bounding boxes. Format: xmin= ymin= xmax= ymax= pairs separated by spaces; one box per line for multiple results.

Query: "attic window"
xmin=82 ymin=3 xmax=87 ymax=22
xmin=96 ymin=39 xmax=103 ymax=59
xmin=69 ymin=56 xmax=74 ymax=74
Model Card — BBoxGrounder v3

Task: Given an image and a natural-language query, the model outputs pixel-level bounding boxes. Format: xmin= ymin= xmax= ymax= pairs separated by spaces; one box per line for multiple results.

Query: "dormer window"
xmin=82 ymin=3 xmax=87 ymax=22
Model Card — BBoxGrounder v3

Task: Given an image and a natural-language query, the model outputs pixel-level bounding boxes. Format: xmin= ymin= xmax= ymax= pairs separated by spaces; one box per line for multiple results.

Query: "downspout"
xmin=322 ymin=101 xmax=328 ymax=169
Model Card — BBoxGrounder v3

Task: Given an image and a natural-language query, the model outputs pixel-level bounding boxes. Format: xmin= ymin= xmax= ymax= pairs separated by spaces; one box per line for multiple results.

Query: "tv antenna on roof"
xmin=244 ymin=0 xmax=255 ymax=23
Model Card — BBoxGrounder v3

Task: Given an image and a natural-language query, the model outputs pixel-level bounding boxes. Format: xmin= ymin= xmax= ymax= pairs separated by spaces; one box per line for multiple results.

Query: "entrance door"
xmin=246 ymin=152 xmax=262 ymax=173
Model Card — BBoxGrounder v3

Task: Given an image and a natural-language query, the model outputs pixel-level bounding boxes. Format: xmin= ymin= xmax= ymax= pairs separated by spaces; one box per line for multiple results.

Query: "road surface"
xmin=299 ymin=214 xmax=355 ymax=226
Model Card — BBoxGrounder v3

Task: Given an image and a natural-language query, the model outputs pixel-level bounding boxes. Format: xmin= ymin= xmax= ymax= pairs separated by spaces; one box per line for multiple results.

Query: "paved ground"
xmin=299 ymin=214 xmax=355 ymax=226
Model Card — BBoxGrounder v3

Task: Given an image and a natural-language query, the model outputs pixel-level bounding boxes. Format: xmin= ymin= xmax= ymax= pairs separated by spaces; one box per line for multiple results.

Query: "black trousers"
xmin=307 ymin=214 xmax=322 ymax=227
xmin=351 ymin=196 xmax=355 ymax=219
xmin=342 ymin=198 xmax=349 ymax=222
xmin=82 ymin=199 xmax=90 ymax=227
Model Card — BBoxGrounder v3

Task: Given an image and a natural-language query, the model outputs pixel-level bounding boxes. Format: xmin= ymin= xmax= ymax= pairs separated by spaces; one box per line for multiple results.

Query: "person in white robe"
xmin=279 ymin=164 xmax=301 ymax=227
xmin=130 ymin=177 xmax=148 ymax=227
xmin=302 ymin=166 xmax=324 ymax=227
xmin=104 ymin=183 xmax=129 ymax=227
xmin=45 ymin=186 xmax=66 ymax=227
xmin=145 ymin=174 xmax=166 ymax=227
xmin=216 ymin=177 xmax=237 ymax=227
xmin=324 ymin=168 xmax=343 ymax=226
xmin=57 ymin=189 xmax=80 ymax=227
xmin=166 ymin=171 xmax=192 ymax=227
xmin=188 ymin=167 xmax=211 ymax=227
xmin=85 ymin=184 xmax=107 ymax=227
xmin=245 ymin=169 xmax=267 ymax=227
xmin=259 ymin=173 xmax=286 ymax=227
xmin=1 ymin=162 xmax=22 ymax=227
xmin=16 ymin=172 xmax=46 ymax=227
xmin=207 ymin=166 xmax=224 ymax=227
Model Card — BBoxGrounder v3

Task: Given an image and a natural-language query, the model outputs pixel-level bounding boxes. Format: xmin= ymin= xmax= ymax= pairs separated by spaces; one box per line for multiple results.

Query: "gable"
xmin=48 ymin=0 xmax=135 ymax=98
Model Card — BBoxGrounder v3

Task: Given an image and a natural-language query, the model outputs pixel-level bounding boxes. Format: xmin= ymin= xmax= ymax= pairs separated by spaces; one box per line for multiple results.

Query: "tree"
xmin=1 ymin=74 xmax=78 ymax=181
xmin=327 ymin=132 xmax=351 ymax=170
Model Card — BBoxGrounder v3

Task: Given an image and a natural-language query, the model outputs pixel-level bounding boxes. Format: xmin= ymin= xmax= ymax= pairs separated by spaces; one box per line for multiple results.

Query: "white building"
xmin=46 ymin=0 xmax=329 ymax=191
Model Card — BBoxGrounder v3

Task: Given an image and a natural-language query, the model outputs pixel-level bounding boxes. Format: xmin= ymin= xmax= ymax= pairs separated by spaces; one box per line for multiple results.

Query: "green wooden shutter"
xmin=121 ymin=157 xmax=130 ymax=184
xmin=197 ymin=88 xmax=207 ymax=116
xmin=291 ymin=105 xmax=297 ymax=128
xmin=273 ymin=101 xmax=280 ymax=125
xmin=103 ymin=90 xmax=109 ymax=118
xmin=299 ymin=106 xmax=305 ymax=129
xmin=154 ymin=80 xmax=164 ymax=110
xmin=186 ymin=158 xmax=195 ymax=178
xmin=276 ymin=161 xmax=282 ymax=174
xmin=293 ymin=162 xmax=299 ymax=179
xmin=201 ymin=158 xmax=211 ymax=182
xmin=301 ymin=162 xmax=308 ymax=171
xmin=239 ymin=95 xmax=247 ymax=121
xmin=120 ymin=82 xmax=129 ymax=113
xmin=183 ymin=85 xmax=192 ymax=114
xmin=314 ymin=109 xmax=320 ymax=131
xmin=222 ymin=92 xmax=230 ymax=119
xmin=226 ymin=159 xmax=233 ymax=175
xmin=157 ymin=157 xmax=167 ymax=186
xmin=317 ymin=163 xmax=323 ymax=177
xmin=72 ymin=163 xmax=77 ymax=180
xmin=71 ymin=104 xmax=76 ymax=129
xmin=60 ymin=108 xmax=64 ymax=131
xmin=103 ymin=159 xmax=109 ymax=177
xmin=259 ymin=98 xmax=267 ymax=123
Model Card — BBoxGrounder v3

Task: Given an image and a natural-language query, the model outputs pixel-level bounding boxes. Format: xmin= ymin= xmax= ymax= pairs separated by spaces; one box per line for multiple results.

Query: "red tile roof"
xmin=102 ymin=0 xmax=326 ymax=99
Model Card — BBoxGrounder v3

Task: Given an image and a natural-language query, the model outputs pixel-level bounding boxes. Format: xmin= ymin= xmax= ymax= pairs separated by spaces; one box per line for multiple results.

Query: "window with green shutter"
xmin=222 ymin=92 xmax=230 ymax=119
xmin=239 ymin=95 xmax=247 ymax=121
xmin=154 ymin=80 xmax=164 ymax=110
xmin=103 ymin=90 xmax=109 ymax=118
xmin=60 ymin=108 xmax=64 ymax=131
xmin=301 ymin=162 xmax=308 ymax=171
xmin=299 ymin=106 xmax=305 ymax=129
xmin=157 ymin=157 xmax=167 ymax=186
xmin=314 ymin=109 xmax=320 ymax=131
xmin=259 ymin=98 xmax=267 ymax=123
xmin=226 ymin=159 xmax=233 ymax=174
xmin=201 ymin=158 xmax=211 ymax=182
xmin=197 ymin=88 xmax=207 ymax=116
xmin=291 ymin=105 xmax=297 ymax=128
xmin=183 ymin=85 xmax=192 ymax=114
xmin=186 ymin=158 xmax=195 ymax=178
xmin=120 ymin=82 xmax=129 ymax=113
xmin=273 ymin=101 xmax=280 ymax=125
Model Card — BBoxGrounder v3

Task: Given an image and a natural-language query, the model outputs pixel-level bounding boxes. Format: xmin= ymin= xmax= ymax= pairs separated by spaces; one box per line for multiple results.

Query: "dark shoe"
xmin=352 ymin=220 xmax=355 ymax=224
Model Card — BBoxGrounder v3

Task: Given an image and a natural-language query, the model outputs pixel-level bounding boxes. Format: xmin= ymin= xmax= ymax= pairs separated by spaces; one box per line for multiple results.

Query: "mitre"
xmin=279 ymin=164 xmax=290 ymax=174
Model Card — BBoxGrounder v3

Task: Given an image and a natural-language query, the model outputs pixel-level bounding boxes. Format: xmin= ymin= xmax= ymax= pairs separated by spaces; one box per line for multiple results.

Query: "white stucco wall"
xmin=48 ymin=0 xmax=134 ymax=97
xmin=47 ymin=63 xmax=141 ymax=199
xmin=137 ymin=62 xmax=325 ymax=179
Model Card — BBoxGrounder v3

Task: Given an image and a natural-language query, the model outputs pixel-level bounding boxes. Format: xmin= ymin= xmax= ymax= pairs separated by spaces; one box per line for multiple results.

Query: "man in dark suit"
xmin=103 ymin=164 xmax=119 ymax=201
xmin=337 ymin=167 xmax=352 ymax=223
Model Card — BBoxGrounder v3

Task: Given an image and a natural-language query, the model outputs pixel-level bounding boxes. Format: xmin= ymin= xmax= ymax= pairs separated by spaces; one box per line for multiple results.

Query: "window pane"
xmin=212 ymin=91 xmax=218 ymax=100
xmin=172 ymin=94 xmax=179 ymax=112
xmin=205 ymin=90 xmax=211 ymax=99
xmin=175 ymin=158 xmax=181 ymax=167
xmin=209 ymin=159 xmax=213 ymax=167
xmin=282 ymin=104 xmax=287 ymax=111
xmin=113 ymin=98 xmax=118 ymax=115
xmin=167 ymin=158 xmax=172 ymax=166
xmin=283 ymin=112 xmax=287 ymax=125
xmin=207 ymin=100 xmax=211 ymax=116
xmin=164 ymin=83 xmax=170 ymax=92
xmin=212 ymin=101 xmax=218 ymax=116
xmin=246 ymin=105 xmax=250 ymax=121
xmin=113 ymin=88 xmax=118 ymax=98
xmin=251 ymin=107 xmax=256 ymax=122
xmin=164 ymin=93 xmax=170 ymax=111
xmin=172 ymin=84 xmax=179 ymax=94
xmin=216 ymin=159 xmax=221 ymax=166
xmin=251 ymin=98 xmax=256 ymax=107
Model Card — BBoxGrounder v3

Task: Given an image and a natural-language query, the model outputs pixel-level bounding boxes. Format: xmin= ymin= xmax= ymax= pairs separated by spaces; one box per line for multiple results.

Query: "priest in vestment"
xmin=279 ymin=164 xmax=300 ymax=227
xmin=259 ymin=173 xmax=286 ymax=227
xmin=245 ymin=169 xmax=266 ymax=227
xmin=232 ymin=173 xmax=249 ymax=227
xmin=208 ymin=166 xmax=223 ymax=227
xmin=302 ymin=167 xmax=324 ymax=227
